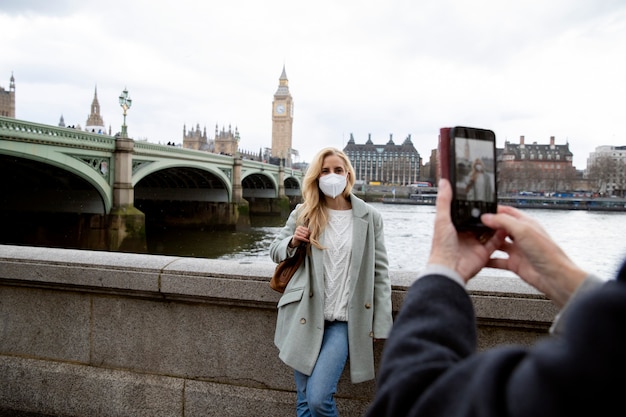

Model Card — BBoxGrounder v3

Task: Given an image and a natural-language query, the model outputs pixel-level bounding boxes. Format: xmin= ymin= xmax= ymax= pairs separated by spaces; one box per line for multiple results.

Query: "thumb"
xmin=435 ymin=179 xmax=452 ymax=222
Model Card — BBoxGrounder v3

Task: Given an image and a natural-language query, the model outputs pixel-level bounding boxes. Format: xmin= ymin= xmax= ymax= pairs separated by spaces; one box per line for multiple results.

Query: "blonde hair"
xmin=470 ymin=158 xmax=485 ymax=182
xmin=297 ymin=147 xmax=356 ymax=249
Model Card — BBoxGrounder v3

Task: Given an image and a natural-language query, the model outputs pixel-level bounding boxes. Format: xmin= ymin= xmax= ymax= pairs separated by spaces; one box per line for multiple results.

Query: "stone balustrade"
xmin=0 ymin=244 xmax=558 ymax=417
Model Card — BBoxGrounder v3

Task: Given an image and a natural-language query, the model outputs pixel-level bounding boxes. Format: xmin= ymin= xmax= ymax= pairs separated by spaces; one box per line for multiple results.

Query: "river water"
xmin=148 ymin=203 xmax=626 ymax=281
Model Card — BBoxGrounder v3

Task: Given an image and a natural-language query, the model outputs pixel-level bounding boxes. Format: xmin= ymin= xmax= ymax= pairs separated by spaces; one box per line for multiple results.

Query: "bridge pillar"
xmin=278 ymin=164 xmax=286 ymax=198
xmin=233 ymin=154 xmax=250 ymax=230
xmin=271 ymin=161 xmax=291 ymax=217
xmin=232 ymin=154 xmax=244 ymax=203
xmin=109 ymin=136 xmax=147 ymax=253
xmin=113 ymin=136 xmax=135 ymax=207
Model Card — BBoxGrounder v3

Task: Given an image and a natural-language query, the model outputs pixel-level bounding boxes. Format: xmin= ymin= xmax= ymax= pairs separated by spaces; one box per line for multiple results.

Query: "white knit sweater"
xmin=322 ymin=209 xmax=353 ymax=322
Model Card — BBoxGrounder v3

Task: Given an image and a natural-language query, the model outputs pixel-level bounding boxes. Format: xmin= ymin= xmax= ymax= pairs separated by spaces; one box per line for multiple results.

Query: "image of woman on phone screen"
xmin=464 ymin=158 xmax=494 ymax=201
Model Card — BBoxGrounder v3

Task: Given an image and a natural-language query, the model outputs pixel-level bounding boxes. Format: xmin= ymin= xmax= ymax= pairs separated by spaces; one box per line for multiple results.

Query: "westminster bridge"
xmin=0 ymin=116 xmax=303 ymax=251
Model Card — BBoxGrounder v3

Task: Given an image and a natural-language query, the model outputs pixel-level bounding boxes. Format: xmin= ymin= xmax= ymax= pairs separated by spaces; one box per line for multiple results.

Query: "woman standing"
xmin=269 ymin=147 xmax=393 ymax=417
xmin=464 ymin=158 xmax=493 ymax=201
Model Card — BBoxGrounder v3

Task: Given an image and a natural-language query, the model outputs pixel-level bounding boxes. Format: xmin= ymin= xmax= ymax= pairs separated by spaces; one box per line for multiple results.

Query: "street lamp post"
xmin=118 ymin=88 xmax=132 ymax=138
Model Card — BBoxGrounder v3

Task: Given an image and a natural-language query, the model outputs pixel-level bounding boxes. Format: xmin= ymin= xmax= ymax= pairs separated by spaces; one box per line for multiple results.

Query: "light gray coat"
xmin=269 ymin=195 xmax=393 ymax=383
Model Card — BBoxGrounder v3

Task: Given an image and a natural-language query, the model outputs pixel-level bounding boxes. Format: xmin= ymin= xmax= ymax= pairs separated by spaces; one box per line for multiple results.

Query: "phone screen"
xmin=449 ymin=126 xmax=497 ymax=232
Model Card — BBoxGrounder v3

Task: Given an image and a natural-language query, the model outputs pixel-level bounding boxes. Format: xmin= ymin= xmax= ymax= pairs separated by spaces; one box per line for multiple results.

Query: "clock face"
xmin=276 ymin=104 xmax=286 ymax=114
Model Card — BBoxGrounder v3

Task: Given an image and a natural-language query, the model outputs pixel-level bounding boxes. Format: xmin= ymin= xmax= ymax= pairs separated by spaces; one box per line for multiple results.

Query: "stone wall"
xmin=0 ymin=245 xmax=558 ymax=417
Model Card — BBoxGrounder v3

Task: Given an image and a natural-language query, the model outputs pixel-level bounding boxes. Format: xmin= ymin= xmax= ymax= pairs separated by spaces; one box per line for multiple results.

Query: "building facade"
xmin=424 ymin=148 xmax=438 ymax=185
xmin=183 ymin=124 xmax=210 ymax=151
xmin=214 ymin=124 xmax=240 ymax=156
xmin=271 ymin=66 xmax=294 ymax=166
xmin=343 ymin=133 xmax=421 ymax=185
xmin=183 ymin=124 xmax=239 ymax=155
xmin=0 ymin=73 xmax=15 ymax=118
xmin=181 ymin=123 xmax=262 ymax=160
xmin=586 ymin=145 xmax=626 ymax=196
xmin=498 ymin=135 xmax=577 ymax=194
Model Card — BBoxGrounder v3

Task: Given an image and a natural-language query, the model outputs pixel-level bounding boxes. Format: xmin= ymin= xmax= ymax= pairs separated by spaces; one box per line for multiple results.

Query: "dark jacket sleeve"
xmin=366 ymin=266 xmax=626 ymax=417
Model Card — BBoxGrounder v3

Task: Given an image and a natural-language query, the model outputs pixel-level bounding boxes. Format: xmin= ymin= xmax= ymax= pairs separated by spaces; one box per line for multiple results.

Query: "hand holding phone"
xmin=439 ymin=126 xmax=497 ymax=235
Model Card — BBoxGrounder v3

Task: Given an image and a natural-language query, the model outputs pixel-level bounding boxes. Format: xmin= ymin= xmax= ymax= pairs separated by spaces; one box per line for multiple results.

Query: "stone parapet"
xmin=0 ymin=245 xmax=557 ymax=417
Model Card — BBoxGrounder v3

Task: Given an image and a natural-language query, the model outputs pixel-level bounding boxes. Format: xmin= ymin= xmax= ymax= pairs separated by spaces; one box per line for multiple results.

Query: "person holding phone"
xmin=365 ymin=178 xmax=624 ymax=417
xmin=270 ymin=147 xmax=393 ymax=417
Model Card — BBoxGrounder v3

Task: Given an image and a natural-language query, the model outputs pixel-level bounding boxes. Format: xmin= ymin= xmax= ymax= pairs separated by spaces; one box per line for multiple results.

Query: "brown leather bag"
xmin=270 ymin=244 xmax=307 ymax=293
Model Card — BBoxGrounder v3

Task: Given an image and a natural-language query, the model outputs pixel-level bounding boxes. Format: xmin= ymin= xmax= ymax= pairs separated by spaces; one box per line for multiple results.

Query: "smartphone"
xmin=439 ymin=126 xmax=497 ymax=234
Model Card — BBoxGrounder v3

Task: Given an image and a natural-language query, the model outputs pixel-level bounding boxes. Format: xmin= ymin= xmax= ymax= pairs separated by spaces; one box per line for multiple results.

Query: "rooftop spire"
xmin=85 ymin=84 xmax=104 ymax=131
xmin=275 ymin=65 xmax=290 ymax=96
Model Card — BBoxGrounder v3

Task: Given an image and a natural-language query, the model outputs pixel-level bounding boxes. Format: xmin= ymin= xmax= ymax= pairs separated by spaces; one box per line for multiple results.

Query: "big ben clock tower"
xmin=271 ymin=66 xmax=294 ymax=166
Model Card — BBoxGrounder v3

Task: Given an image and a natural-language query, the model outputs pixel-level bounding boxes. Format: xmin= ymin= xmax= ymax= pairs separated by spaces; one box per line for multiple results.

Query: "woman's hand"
xmin=481 ymin=205 xmax=587 ymax=307
xmin=290 ymin=225 xmax=311 ymax=247
xmin=428 ymin=179 xmax=506 ymax=282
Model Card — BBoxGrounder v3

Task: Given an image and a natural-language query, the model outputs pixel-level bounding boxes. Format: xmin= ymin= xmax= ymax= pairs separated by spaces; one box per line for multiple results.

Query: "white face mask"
xmin=319 ymin=173 xmax=347 ymax=199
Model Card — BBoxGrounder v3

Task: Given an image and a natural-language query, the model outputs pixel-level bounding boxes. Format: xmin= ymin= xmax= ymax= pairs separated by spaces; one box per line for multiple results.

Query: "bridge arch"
xmin=0 ymin=148 xmax=111 ymax=213
xmin=241 ymin=171 xmax=279 ymax=199
xmin=133 ymin=160 xmax=232 ymax=202
xmin=284 ymin=175 xmax=303 ymax=197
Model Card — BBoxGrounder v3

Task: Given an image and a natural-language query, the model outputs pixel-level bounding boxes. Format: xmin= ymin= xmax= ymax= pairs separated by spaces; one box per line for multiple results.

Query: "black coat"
xmin=366 ymin=262 xmax=626 ymax=417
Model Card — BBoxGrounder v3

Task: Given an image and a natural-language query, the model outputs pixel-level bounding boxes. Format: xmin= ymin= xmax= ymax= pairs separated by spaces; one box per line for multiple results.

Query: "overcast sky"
xmin=2 ymin=0 xmax=625 ymax=169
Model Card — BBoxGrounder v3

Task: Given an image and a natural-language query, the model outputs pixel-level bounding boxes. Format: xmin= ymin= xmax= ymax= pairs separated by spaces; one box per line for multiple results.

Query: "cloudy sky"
xmin=2 ymin=0 xmax=625 ymax=169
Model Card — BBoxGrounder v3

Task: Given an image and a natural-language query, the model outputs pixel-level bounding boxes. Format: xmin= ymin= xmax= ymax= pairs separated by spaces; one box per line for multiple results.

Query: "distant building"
xmin=420 ymin=148 xmax=437 ymax=185
xmin=182 ymin=67 xmax=294 ymax=165
xmin=343 ymin=133 xmax=421 ymax=185
xmin=586 ymin=145 xmax=626 ymax=196
xmin=214 ymin=124 xmax=239 ymax=156
xmin=183 ymin=124 xmax=211 ymax=151
xmin=182 ymin=123 xmax=261 ymax=161
xmin=0 ymin=73 xmax=15 ymax=118
xmin=498 ymin=135 xmax=577 ymax=194
xmin=271 ymin=66 xmax=295 ymax=166
xmin=84 ymin=86 xmax=107 ymax=134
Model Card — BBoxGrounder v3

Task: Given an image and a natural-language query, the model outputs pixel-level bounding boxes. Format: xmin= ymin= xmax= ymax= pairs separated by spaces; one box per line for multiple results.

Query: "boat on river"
xmin=498 ymin=195 xmax=626 ymax=212
xmin=381 ymin=187 xmax=438 ymax=205
xmin=382 ymin=189 xmax=626 ymax=212
xmin=381 ymin=197 xmax=435 ymax=205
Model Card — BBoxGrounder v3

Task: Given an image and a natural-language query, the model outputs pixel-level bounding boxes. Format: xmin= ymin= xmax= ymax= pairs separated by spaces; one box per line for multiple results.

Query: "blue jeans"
xmin=294 ymin=321 xmax=349 ymax=417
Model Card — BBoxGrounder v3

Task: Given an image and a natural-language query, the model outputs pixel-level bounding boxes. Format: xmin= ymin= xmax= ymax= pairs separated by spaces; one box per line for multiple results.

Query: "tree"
xmin=545 ymin=162 xmax=577 ymax=193
xmin=499 ymin=160 xmax=577 ymax=194
xmin=612 ymin=159 xmax=626 ymax=197
xmin=587 ymin=155 xmax=617 ymax=195
xmin=498 ymin=161 xmax=537 ymax=194
xmin=497 ymin=162 xmax=516 ymax=194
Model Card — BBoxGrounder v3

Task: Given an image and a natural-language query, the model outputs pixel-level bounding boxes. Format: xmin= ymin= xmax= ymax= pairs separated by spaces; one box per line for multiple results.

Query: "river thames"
xmin=148 ymin=203 xmax=626 ymax=281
